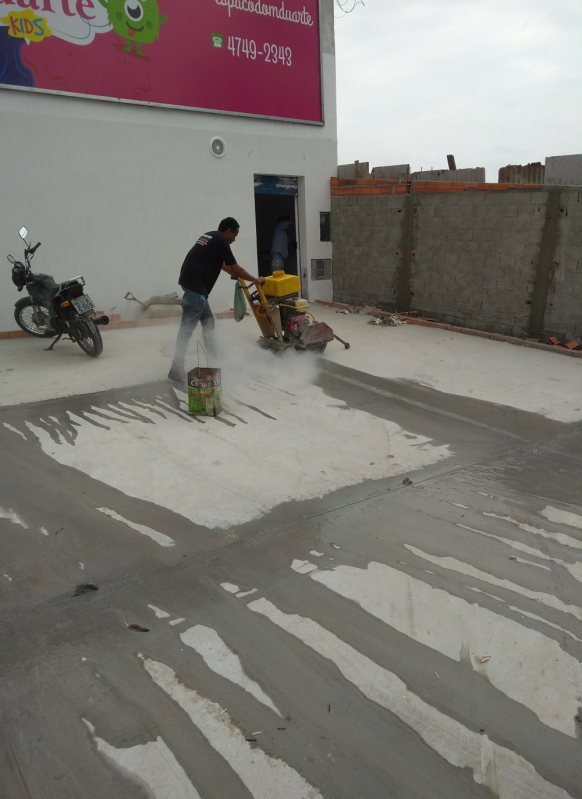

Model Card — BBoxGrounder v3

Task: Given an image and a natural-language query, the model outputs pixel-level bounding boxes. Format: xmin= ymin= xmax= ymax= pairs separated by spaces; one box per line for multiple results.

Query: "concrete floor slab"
xmin=1 ymin=314 xmax=581 ymax=799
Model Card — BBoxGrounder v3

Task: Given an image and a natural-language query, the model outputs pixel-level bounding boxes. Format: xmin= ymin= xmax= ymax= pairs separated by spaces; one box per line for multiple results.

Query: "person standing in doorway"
xmin=270 ymin=216 xmax=293 ymax=274
xmin=168 ymin=217 xmax=265 ymax=382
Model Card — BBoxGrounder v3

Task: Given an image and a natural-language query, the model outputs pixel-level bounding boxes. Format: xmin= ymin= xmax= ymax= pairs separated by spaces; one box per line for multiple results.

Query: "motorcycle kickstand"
xmin=45 ymin=333 xmax=62 ymax=351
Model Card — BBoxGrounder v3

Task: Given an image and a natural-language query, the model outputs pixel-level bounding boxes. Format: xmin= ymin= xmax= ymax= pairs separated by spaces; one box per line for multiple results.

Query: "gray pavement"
xmin=1 ymin=360 xmax=581 ymax=799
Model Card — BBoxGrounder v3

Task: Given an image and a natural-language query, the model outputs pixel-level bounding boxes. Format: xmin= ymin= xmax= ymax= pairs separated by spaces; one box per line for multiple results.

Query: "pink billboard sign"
xmin=0 ymin=0 xmax=322 ymax=123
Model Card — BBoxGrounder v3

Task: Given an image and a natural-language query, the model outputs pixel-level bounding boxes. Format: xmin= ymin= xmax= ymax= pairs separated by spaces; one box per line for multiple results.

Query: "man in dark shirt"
xmin=168 ymin=217 xmax=265 ymax=382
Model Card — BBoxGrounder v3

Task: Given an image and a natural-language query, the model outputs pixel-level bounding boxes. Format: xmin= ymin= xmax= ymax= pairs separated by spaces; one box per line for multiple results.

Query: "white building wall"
xmin=0 ymin=2 xmax=336 ymax=332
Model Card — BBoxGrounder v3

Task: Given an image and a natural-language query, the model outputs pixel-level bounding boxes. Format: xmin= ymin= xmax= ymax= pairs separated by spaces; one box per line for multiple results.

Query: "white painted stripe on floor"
xmin=221 ymin=582 xmax=239 ymax=594
xmin=307 ymin=560 xmax=582 ymax=737
xmin=541 ymin=506 xmax=582 ymax=532
xmin=404 ymin=544 xmax=582 ymax=623
xmin=169 ymin=618 xmax=186 ymax=626
xmin=148 ymin=604 xmax=171 ymax=618
xmin=96 ymin=508 xmax=175 ymax=548
xmin=0 ymin=507 xmax=28 ymax=528
xmin=181 ymin=625 xmax=281 ymax=716
xmin=248 ymin=599 xmax=572 ymax=799
xmin=236 ymin=589 xmax=258 ymax=598
xmin=142 ymin=657 xmax=322 ymax=799
xmin=3 ymin=423 xmax=27 ymax=440
xmin=484 ymin=513 xmax=582 ymax=552
xmin=84 ymin=719 xmax=201 ymax=799
xmin=515 ymin=557 xmax=551 ymax=571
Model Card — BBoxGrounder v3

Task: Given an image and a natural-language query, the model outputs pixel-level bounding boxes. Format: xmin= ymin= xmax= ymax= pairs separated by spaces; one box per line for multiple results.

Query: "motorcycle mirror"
xmin=7 ymin=255 xmax=15 ymax=264
xmin=19 ymin=227 xmax=29 ymax=241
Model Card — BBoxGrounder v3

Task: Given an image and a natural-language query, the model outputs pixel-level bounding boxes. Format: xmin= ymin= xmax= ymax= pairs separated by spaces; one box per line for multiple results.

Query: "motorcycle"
xmin=7 ymin=226 xmax=109 ymax=357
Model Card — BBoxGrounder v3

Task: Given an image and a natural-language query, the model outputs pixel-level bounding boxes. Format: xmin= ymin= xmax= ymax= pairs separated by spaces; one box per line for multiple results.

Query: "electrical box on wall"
xmin=311 ymin=259 xmax=332 ymax=281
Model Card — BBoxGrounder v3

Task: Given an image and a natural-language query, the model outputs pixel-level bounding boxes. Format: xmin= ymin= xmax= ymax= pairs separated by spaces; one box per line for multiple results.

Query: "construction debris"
xmin=126 ymin=623 xmax=150 ymax=633
xmin=72 ymin=583 xmax=99 ymax=597
xmin=368 ymin=314 xmax=407 ymax=326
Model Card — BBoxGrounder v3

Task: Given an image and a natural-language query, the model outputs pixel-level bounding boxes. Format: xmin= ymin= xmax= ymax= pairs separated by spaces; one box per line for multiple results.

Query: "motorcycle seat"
xmin=31 ymin=274 xmax=61 ymax=302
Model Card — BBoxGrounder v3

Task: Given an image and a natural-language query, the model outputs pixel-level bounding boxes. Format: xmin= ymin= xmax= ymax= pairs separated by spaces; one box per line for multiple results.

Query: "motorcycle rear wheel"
xmin=74 ymin=318 xmax=103 ymax=358
xmin=14 ymin=297 xmax=57 ymax=338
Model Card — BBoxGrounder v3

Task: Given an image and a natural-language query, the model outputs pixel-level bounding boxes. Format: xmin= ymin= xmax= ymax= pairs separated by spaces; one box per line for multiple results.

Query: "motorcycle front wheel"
xmin=14 ymin=297 xmax=57 ymax=338
xmin=73 ymin=318 xmax=103 ymax=358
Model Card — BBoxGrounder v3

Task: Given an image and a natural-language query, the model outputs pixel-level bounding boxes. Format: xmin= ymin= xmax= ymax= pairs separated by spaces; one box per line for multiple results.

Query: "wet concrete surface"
xmin=1 ymin=363 xmax=581 ymax=798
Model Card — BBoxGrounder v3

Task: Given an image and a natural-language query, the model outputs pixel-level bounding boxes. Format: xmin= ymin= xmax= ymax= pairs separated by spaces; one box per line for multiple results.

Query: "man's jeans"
xmin=171 ymin=290 xmax=216 ymax=371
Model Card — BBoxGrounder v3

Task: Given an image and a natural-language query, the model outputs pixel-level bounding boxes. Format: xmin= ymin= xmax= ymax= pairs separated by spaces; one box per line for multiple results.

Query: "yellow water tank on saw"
xmin=263 ymin=270 xmax=301 ymax=298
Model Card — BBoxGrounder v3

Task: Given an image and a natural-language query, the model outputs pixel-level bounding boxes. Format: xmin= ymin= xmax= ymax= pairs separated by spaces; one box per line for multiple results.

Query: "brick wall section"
xmin=544 ymin=189 xmax=582 ymax=341
xmin=331 ymin=186 xmax=582 ymax=342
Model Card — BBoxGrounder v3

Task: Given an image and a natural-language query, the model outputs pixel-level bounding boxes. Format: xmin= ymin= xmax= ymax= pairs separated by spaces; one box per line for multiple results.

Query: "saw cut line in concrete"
xmin=322 ymin=370 xmax=525 ymax=440
xmin=458 ymin=523 xmax=582 ymax=583
xmin=541 ymin=506 xmax=582 ymax=532
xmin=248 ymin=598 xmax=573 ymax=799
xmin=83 ymin=719 xmax=202 ymax=799
xmin=484 ymin=512 xmax=582 ymax=552
xmin=142 ymin=657 xmax=322 ymax=799
xmin=96 ymin=507 xmax=176 ymax=548
xmin=236 ymin=589 xmax=258 ymax=598
xmin=180 ymin=625 xmax=281 ymax=716
xmin=318 ymin=306 xmax=582 ymax=423
xmin=508 ymin=606 xmax=582 ymax=645
xmin=291 ymin=560 xmax=318 ymax=575
xmin=404 ymin=544 xmax=582 ymax=625
xmin=306 ymin=558 xmax=582 ymax=738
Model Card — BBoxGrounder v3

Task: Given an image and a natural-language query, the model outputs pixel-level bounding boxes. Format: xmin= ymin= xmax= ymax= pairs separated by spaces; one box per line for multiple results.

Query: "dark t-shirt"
xmin=179 ymin=231 xmax=237 ymax=296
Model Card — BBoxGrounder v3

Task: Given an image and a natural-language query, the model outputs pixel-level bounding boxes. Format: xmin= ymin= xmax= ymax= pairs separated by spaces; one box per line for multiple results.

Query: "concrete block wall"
xmin=545 ymin=155 xmax=582 ymax=187
xmin=410 ymin=191 xmax=545 ymax=336
xmin=544 ymin=189 xmax=582 ymax=340
xmin=331 ymin=187 xmax=582 ymax=342
xmin=331 ymin=195 xmax=403 ymax=307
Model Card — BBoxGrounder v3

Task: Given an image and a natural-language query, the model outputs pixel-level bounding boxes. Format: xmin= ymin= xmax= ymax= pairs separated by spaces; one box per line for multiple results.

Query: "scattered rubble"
xmin=126 ymin=624 xmax=150 ymax=633
xmin=72 ymin=583 xmax=98 ymax=597
xmin=368 ymin=315 xmax=407 ymax=326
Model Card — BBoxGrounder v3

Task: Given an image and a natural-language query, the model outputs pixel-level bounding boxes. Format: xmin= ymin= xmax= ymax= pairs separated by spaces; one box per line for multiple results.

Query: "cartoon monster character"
xmin=97 ymin=0 xmax=167 ymax=57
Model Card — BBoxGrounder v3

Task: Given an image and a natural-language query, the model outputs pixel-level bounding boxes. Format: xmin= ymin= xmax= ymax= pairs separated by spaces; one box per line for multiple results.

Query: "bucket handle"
xmin=197 ymin=340 xmax=209 ymax=370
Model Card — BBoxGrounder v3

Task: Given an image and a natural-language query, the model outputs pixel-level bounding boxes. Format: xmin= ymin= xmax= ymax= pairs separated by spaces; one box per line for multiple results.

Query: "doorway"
xmin=254 ymin=175 xmax=299 ymax=279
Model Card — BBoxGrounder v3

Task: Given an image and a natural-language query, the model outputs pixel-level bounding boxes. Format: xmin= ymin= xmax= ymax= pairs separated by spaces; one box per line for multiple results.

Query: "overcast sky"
xmin=333 ymin=0 xmax=582 ymax=180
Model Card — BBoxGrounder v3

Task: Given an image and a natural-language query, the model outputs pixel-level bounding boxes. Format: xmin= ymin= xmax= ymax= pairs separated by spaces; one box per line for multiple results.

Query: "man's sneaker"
xmin=167 ymin=367 xmax=187 ymax=383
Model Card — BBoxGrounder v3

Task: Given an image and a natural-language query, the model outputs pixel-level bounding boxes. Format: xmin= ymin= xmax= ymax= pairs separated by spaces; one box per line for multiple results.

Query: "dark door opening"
xmin=254 ymin=175 xmax=299 ymax=279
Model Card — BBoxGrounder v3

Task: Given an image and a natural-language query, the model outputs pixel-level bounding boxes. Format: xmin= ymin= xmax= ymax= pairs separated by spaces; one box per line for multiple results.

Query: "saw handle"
xmin=333 ymin=334 xmax=351 ymax=349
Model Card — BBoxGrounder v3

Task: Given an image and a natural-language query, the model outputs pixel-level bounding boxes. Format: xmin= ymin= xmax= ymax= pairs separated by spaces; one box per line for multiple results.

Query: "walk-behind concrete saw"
xmin=238 ymin=270 xmax=350 ymax=354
